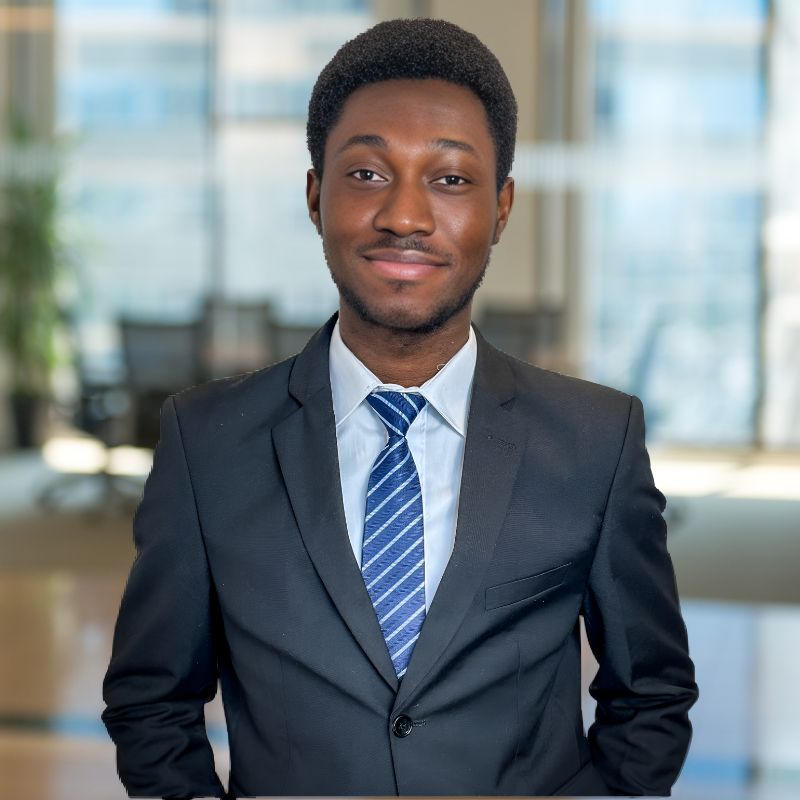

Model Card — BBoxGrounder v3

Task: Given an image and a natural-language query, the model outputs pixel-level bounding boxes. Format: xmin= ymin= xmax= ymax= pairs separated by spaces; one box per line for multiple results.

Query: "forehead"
xmin=326 ymin=78 xmax=493 ymax=159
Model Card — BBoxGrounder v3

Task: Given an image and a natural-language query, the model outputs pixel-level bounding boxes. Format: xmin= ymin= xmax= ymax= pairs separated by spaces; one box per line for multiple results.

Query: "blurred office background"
xmin=1 ymin=0 xmax=800 ymax=797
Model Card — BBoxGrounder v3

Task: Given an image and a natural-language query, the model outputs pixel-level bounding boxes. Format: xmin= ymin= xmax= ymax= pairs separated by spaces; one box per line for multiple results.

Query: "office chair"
xmin=120 ymin=320 xmax=204 ymax=449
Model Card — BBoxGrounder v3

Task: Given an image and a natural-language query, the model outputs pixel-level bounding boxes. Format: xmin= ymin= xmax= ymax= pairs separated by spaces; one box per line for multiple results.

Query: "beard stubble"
xmin=323 ymin=234 xmax=492 ymax=336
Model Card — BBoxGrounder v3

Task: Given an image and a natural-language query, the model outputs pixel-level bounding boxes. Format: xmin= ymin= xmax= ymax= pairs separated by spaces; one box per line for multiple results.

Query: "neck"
xmin=337 ymin=305 xmax=472 ymax=387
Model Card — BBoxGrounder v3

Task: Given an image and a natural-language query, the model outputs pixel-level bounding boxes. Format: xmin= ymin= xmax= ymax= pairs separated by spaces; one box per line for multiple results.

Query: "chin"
xmin=361 ymin=303 xmax=447 ymax=334
xmin=341 ymin=289 xmax=458 ymax=335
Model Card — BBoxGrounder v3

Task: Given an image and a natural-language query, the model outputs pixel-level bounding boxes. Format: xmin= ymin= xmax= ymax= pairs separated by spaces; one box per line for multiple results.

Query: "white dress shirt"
xmin=329 ymin=320 xmax=477 ymax=610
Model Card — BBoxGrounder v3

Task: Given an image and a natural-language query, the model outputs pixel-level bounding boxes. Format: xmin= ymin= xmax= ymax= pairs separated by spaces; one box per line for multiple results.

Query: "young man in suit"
xmin=103 ymin=18 xmax=697 ymax=797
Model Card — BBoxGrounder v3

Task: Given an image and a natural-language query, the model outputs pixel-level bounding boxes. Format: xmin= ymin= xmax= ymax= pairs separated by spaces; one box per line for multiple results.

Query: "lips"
xmin=363 ymin=249 xmax=447 ymax=281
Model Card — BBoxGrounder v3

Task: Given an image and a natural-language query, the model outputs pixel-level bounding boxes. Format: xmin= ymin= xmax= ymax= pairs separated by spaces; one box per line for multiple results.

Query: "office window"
xmin=586 ymin=0 xmax=767 ymax=445
xmin=56 ymin=0 xmax=370 ymax=379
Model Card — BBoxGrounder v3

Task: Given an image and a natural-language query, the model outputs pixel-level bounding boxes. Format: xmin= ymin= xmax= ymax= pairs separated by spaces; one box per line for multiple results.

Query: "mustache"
xmin=354 ymin=236 xmax=453 ymax=264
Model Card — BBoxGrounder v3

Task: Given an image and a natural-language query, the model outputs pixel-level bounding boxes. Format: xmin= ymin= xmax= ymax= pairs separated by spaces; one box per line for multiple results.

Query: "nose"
xmin=372 ymin=175 xmax=435 ymax=238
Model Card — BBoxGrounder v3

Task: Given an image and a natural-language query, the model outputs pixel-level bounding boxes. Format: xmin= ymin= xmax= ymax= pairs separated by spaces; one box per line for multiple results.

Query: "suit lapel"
xmin=272 ymin=318 xmax=399 ymax=693
xmin=394 ymin=330 xmax=525 ymax=710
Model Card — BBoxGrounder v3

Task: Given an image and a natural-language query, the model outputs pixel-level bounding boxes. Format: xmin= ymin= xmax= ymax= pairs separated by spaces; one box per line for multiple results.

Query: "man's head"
xmin=306 ymin=19 xmax=517 ymax=336
xmin=308 ymin=18 xmax=518 ymax=196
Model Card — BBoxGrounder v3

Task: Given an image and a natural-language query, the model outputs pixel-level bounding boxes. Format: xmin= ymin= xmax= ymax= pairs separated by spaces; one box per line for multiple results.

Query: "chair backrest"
xmin=478 ymin=307 xmax=562 ymax=363
xmin=120 ymin=321 xmax=203 ymax=393
xmin=202 ymin=301 xmax=275 ymax=379
xmin=273 ymin=323 xmax=320 ymax=362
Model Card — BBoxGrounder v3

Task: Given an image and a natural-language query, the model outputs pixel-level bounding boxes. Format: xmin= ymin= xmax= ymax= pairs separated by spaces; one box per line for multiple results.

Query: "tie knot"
xmin=367 ymin=391 xmax=426 ymax=437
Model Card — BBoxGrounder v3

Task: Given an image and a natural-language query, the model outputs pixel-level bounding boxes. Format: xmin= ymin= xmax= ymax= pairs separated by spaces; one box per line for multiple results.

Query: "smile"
xmin=363 ymin=250 xmax=447 ymax=281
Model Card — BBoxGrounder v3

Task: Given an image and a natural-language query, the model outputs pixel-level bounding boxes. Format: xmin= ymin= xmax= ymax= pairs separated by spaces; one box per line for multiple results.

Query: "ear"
xmin=306 ymin=169 xmax=322 ymax=234
xmin=493 ymin=177 xmax=515 ymax=244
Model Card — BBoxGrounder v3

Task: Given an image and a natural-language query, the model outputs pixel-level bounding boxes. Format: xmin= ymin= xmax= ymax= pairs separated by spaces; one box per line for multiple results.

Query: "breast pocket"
xmin=485 ymin=563 xmax=571 ymax=611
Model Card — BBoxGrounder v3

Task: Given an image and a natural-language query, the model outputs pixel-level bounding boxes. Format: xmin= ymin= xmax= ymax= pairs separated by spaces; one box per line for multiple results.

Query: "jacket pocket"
xmin=485 ymin=563 xmax=571 ymax=610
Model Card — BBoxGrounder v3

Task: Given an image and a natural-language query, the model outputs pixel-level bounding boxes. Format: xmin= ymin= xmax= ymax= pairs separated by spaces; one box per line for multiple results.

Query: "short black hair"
xmin=307 ymin=18 xmax=518 ymax=195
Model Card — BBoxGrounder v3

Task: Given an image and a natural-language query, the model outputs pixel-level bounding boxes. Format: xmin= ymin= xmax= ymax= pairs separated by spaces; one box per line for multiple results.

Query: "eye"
xmin=351 ymin=169 xmax=385 ymax=182
xmin=434 ymin=175 xmax=468 ymax=186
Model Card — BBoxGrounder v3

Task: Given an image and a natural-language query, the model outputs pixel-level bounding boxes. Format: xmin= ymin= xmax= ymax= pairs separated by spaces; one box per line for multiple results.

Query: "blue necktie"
xmin=362 ymin=391 xmax=427 ymax=679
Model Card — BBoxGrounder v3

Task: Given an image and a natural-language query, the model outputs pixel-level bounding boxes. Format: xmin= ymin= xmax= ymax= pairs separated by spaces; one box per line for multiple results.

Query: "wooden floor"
xmin=0 ymin=732 xmax=126 ymax=800
xmin=1 ymin=452 xmax=800 ymax=799
xmin=0 ymin=505 xmax=229 ymax=800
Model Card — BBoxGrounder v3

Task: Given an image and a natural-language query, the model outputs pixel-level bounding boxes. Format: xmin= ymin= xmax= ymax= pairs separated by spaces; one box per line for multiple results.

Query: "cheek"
xmin=432 ymin=198 xmax=496 ymax=259
xmin=320 ymin=188 xmax=370 ymax=240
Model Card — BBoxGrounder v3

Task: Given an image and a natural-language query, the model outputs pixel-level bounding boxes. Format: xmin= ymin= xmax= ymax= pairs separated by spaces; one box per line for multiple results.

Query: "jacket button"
xmin=392 ymin=715 xmax=413 ymax=738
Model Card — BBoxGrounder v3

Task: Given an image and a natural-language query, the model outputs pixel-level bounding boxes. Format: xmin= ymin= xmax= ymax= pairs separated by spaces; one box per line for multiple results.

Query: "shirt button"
xmin=392 ymin=715 xmax=413 ymax=738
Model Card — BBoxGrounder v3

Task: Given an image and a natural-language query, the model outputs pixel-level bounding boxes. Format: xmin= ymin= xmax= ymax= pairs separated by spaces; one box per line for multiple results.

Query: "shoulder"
xmin=477 ymin=333 xmax=632 ymax=421
xmin=507 ymin=355 xmax=632 ymax=421
xmin=477 ymin=341 xmax=635 ymax=454
xmin=170 ymin=357 xmax=300 ymax=436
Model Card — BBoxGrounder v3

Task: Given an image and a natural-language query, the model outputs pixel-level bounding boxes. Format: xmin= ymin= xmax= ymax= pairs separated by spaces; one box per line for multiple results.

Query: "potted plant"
xmin=0 ymin=137 xmax=62 ymax=448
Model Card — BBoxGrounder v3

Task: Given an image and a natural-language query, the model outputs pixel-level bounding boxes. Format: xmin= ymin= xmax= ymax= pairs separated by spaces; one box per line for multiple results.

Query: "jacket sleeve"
xmin=102 ymin=397 xmax=226 ymax=799
xmin=582 ymin=395 xmax=698 ymax=796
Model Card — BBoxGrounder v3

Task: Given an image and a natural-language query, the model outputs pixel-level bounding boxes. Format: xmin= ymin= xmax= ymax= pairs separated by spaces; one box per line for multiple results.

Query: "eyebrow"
xmin=335 ymin=134 xmax=480 ymax=159
xmin=336 ymin=134 xmax=388 ymax=156
xmin=432 ymin=138 xmax=480 ymax=158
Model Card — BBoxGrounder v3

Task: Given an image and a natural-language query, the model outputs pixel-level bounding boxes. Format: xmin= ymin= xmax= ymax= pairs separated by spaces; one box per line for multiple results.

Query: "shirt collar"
xmin=329 ymin=319 xmax=477 ymax=437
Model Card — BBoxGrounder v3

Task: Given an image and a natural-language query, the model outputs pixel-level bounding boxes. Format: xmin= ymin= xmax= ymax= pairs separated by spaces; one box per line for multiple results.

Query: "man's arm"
xmin=103 ymin=397 xmax=226 ymax=799
xmin=582 ymin=396 xmax=698 ymax=796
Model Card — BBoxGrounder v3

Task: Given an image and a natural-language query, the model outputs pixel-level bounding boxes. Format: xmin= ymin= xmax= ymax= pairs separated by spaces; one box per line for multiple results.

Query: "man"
xmin=103 ymin=18 xmax=697 ymax=798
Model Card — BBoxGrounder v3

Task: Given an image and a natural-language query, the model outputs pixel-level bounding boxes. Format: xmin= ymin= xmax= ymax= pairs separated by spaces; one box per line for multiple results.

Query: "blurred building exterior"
xmin=55 ymin=0 xmax=371 ymax=387
xmin=1 ymin=0 xmax=798 ymax=450
xmin=586 ymin=0 xmax=766 ymax=446
xmin=763 ymin=0 xmax=800 ymax=448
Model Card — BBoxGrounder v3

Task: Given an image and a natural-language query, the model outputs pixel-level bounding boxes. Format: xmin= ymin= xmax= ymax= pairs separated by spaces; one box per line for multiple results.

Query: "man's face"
xmin=307 ymin=78 xmax=514 ymax=334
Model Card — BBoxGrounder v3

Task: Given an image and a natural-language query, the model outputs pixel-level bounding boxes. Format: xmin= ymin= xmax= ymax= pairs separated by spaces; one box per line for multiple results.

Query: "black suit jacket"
xmin=103 ymin=317 xmax=697 ymax=797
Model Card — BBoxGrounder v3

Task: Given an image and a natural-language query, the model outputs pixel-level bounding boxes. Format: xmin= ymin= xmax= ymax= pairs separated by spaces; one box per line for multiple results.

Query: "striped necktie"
xmin=362 ymin=391 xmax=427 ymax=680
